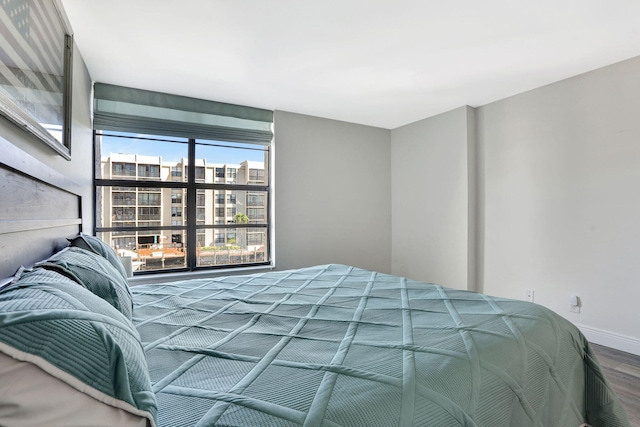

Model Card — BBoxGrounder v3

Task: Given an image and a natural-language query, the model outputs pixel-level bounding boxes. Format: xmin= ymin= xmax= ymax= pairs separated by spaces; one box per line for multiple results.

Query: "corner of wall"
xmin=466 ymin=106 xmax=479 ymax=293
xmin=390 ymin=106 xmax=477 ymax=290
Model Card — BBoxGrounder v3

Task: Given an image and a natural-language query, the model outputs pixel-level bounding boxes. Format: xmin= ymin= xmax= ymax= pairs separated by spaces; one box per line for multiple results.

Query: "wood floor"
xmin=591 ymin=343 xmax=640 ymax=426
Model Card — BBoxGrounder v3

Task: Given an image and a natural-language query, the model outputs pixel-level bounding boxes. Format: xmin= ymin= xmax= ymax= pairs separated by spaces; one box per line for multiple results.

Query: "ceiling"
xmin=59 ymin=0 xmax=640 ymax=129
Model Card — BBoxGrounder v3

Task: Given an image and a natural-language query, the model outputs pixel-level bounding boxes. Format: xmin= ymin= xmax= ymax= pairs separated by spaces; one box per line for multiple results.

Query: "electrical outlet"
xmin=525 ymin=289 xmax=534 ymax=302
xmin=569 ymin=295 xmax=580 ymax=314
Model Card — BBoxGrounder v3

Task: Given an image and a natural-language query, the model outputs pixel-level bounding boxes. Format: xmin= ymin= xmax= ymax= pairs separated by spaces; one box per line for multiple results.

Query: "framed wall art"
xmin=0 ymin=0 xmax=73 ymax=159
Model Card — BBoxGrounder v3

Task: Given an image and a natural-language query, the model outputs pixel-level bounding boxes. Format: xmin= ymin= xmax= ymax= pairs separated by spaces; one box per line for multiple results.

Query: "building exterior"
xmin=98 ymin=154 xmax=268 ymax=270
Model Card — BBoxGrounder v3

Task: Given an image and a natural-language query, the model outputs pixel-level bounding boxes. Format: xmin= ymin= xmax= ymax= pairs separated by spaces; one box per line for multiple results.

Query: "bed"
xmin=131 ymin=264 xmax=630 ymax=427
xmin=0 ymin=140 xmax=631 ymax=427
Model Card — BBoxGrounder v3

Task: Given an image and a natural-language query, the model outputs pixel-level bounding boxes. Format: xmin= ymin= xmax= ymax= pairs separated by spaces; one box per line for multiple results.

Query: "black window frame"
xmin=94 ymin=131 xmax=271 ymax=275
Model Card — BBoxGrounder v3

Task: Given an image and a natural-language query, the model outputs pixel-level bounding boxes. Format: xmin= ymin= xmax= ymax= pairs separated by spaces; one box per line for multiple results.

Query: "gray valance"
xmin=93 ymin=83 xmax=273 ymax=145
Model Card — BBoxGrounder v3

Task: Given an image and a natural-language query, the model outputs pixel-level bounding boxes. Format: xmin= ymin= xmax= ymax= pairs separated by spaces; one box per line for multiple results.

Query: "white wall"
xmin=273 ymin=111 xmax=392 ymax=273
xmin=390 ymin=106 xmax=476 ymax=290
xmin=477 ymin=56 xmax=640 ymax=354
xmin=5 ymin=30 xmax=638 ymax=354
xmin=387 ymin=57 xmax=640 ymax=354
xmin=0 ymin=44 xmax=94 ymax=231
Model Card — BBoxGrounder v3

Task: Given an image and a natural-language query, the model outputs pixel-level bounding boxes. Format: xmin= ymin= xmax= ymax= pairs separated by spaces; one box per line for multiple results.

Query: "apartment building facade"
xmin=98 ymin=153 xmax=268 ymax=270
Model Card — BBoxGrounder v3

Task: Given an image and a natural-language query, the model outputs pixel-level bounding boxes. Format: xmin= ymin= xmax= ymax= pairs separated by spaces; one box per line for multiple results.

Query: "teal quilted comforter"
xmin=132 ymin=264 xmax=629 ymax=426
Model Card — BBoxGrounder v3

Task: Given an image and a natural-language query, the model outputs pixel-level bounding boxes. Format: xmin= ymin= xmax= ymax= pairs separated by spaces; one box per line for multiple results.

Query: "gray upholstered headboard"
xmin=0 ymin=136 xmax=83 ymax=280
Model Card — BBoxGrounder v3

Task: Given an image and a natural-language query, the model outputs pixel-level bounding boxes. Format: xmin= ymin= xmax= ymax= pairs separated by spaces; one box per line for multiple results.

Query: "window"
xmin=138 ymin=207 xmax=160 ymax=221
xmin=96 ymin=134 xmax=270 ymax=272
xmin=247 ymin=232 xmax=264 ymax=245
xmin=171 ymin=191 xmax=182 ymax=204
xmin=196 ymin=192 xmax=206 ymax=207
xmin=138 ymin=192 xmax=160 ymax=206
xmin=113 ymin=236 xmax=136 ymax=250
xmin=247 ymin=193 xmax=264 ymax=206
xmin=113 ymin=207 xmax=135 ymax=221
xmin=184 ymin=166 xmax=206 ymax=181
xmin=138 ymin=164 xmax=160 ymax=178
xmin=112 ymin=162 xmax=136 ymax=176
xmin=248 ymin=208 xmax=265 ymax=221
xmin=93 ymin=83 xmax=272 ymax=274
xmin=249 ymin=169 xmax=265 ymax=182
xmin=113 ymin=191 xmax=136 ymax=206
xmin=195 ymin=167 xmax=205 ymax=181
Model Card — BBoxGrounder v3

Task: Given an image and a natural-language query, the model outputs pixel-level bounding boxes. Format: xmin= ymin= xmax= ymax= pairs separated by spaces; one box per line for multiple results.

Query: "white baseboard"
xmin=576 ymin=324 xmax=640 ymax=356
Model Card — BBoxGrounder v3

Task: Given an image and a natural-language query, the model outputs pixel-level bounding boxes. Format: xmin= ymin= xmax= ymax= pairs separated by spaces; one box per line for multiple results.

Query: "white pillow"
xmin=0 ymin=352 xmax=149 ymax=427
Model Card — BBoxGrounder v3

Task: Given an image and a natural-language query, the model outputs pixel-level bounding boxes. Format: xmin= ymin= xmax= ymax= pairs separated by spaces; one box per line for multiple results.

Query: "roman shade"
xmin=93 ymin=83 xmax=273 ymax=144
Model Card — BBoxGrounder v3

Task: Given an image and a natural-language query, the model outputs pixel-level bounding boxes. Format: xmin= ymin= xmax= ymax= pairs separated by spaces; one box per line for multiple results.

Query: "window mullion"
xmin=186 ymin=138 xmax=197 ymax=269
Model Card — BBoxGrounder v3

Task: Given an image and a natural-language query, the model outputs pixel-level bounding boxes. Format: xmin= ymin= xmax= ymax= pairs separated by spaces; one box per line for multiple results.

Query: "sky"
xmin=100 ymin=132 xmax=266 ymax=164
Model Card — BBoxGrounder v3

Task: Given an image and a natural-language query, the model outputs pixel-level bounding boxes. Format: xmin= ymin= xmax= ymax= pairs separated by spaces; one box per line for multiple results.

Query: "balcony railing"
xmin=116 ymin=242 xmax=266 ymax=271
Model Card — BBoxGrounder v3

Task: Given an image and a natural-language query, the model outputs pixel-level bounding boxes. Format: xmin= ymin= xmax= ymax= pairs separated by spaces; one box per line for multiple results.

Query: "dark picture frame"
xmin=0 ymin=0 xmax=73 ymax=159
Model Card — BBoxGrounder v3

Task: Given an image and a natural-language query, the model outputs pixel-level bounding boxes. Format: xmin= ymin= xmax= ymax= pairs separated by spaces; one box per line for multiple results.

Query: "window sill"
xmin=128 ymin=263 xmax=275 ymax=286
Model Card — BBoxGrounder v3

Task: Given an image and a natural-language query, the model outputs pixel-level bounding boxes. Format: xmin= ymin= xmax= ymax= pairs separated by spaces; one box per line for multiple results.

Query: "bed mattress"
xmin=131 ymin=264 xmax=628 ymax=426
